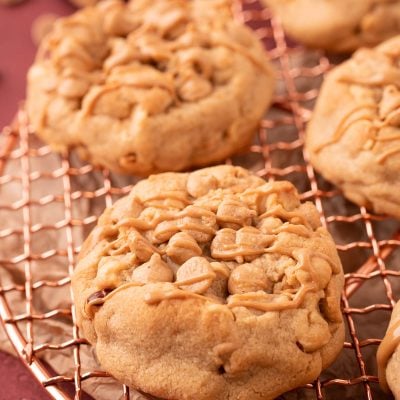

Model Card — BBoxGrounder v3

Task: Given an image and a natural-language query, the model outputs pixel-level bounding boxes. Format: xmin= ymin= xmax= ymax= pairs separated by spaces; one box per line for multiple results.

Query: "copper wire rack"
xmin=1 ymin=1 xmax=400 ymax=399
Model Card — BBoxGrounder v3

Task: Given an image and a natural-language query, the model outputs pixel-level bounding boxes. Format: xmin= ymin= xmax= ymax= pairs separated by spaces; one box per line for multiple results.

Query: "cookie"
xmin=306 ymin=36 xmax=400 ymax=219
xmin=27 ymin=0 xmax=274 ymax=176
xmin=264 ymin=0 xmax=400 ymax=53
xmin=72 ymin=165 xmax=344 ymax=400
xmin=377 ymin=300 xmax=400 ymax=399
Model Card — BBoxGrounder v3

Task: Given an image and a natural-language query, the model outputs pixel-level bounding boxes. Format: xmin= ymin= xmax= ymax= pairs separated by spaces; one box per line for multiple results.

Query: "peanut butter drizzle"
xmin=84 ymin=281 xmax=144 ymax=317
xmin=376 ymin=144 xmax=400 ymax=163
xmin=212 ymin=226 xmax=275 ymax=261
xmin=272 ymin=223 xmax=312 ymax=238
xmin=82 ymin=80 xmax=174 ymax=116
xmin=227 ymin=283 xmax=317 ymax=312
xmin=144 ymin=286 xmax=219 ymax=305
xmin=116 ymin=205 xmax=215 ymax=232
xmin=242 ymin=181 xmax=294 ymax=198
xmin=227 ymin=246 xmax=330 ymax=311
xmin=313 ymin=104 xmax=377 ymax=153
xmin=216 ymin=214 xmax=252 ymax=225
xmin=54 ymin=40 xmax=96 ymax=69
xmin=210 ymin=262 xmax=230 ymax=278
xmin=61 ymin=68 xmax=104 ymax=83
xmin=376 ymin=133 xmax=400 ymax=142
xmin=85 ymin=169 xmax=340 ymax=318
xmin=142 ymin=191 xmax=191 ymax=205
xmin=211 ymin=36 xmax=273 ymax=75
xmin=295 ymin=249 xmax=341 ymax=275
xmin=117 ymin=217 xmax=157 ymax=231
xmin=377 ymin=108 xmax=400 ymax=128
xmin=155 ymin=221 xmax=216 ymax=240
xmin=85 ymin=273 xmax=218 ymax=316
xmin=258 ymin=205 xmax=308 ymax=226
xmin=174 ymin=272 xmax=216 ymax=288
xmin=50 ymin=7 xmax=272 ymax=119
xmin=212 ymin=245 xmax=268 ymax=260
xmin=314 ymin=65 xmax=400 ymax=161
xmin=313 ymin=251 xmax=340 ymax=274
xmin=377 ymin=318 xmax=400 ymax=393
xmin=314 ymin=102 xmax=400 ymax=163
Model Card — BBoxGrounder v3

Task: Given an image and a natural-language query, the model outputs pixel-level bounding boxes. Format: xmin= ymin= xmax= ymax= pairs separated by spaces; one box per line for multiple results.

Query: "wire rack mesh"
xmin=1 ymin=1 xmax=400 ymax=399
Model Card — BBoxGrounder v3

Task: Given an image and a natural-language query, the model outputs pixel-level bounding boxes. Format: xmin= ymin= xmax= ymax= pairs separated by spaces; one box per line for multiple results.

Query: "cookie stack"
xmin=25 ymin=0 xmax=400 ymax=398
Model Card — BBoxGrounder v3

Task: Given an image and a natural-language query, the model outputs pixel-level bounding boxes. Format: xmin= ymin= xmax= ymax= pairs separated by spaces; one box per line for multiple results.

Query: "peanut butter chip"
xmin=176 ymin=257 xmax=216 ymax=294
xmin=211 ymin=226 xmax=273 ymax=262
xmin=95 ymin=255 xmax=132 ymax=289
xmin=257 ymin=216 xmax=282 ymax=234
xmin=206 ymin=262 xmax=230 ymax=298
xmin=178 ymin=77 xmax=212 ymax=102
xmin=166 ymin=232 xmax=202 ymax=264
xmin=132 ymin=254 xmax=173 ymax=284
xmin=216 ymin=197 xmax=256 ymax=229
xmin=154 ymin=206 xmax=217 ymax=244
xmin=186 ymin=172 xmax=218 ymax=197
xmin=127 ymin=230 xmax=159 ymax=262
xmin=228 ymin=264 xmax=271 ymax=295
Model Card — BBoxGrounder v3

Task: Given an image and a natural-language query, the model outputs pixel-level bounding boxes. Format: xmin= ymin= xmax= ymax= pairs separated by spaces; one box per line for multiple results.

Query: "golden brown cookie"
xmin=377 ymin=300 xmax=400 ymax=399
xmin=27 ymin=0 xmax=274 ymax=176
xmin=306 ymin=36 xmax=400 ymax=218
xmin=72 ymin=165 xmax=344 ymax=400
xmin=264 ymin=0 xmax=400 ymax=53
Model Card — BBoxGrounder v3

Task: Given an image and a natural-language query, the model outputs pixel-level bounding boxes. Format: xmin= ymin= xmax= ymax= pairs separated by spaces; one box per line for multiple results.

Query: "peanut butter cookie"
xmin=72 ymin=165 xmax=344 ymax=400
xmin=377 ymin=300 xmax=400 ymax=399
xmin=27 ymin=0 xmax=274 ymax=176
xmin=306 ymin=36 xmax=400 ymax=218
xmin=264 ymin=0 xmax=400 ymax=53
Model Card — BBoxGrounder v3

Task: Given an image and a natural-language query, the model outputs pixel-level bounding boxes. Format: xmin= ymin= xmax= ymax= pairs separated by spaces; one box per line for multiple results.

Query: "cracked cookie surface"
xmin=264 ymin=0 xmax=400 ymax=53
xmin=72 ymin=165 xmax=344 ymax=400
xmin=306 ymin=36 xmax=400 ymax=219
xmin=27 ymin=0 xmax=274 ymax=176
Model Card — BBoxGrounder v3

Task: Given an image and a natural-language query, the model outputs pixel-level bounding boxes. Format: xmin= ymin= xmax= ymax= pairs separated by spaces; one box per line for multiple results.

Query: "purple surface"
xmin=0 ymin=0 xmax=75 ymax=128
xmin=0 ymin=1 xmax=75 ymax=399
xmin=0 ymin=345 xmax=50 ymax=399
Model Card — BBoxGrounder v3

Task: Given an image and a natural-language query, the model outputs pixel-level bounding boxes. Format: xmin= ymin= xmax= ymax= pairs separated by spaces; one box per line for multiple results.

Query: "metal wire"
xmin=1 ymin=1 xmax=400 ymax=399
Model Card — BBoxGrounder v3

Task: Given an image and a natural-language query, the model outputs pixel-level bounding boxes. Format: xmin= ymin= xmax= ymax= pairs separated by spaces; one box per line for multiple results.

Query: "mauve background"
xmin=0 ymin=2 xmax=74 ymax=399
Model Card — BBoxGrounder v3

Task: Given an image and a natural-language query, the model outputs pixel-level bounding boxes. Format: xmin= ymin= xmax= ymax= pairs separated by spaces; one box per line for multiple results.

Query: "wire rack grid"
xmin=1 ymin=1 xmax=400 ymax=399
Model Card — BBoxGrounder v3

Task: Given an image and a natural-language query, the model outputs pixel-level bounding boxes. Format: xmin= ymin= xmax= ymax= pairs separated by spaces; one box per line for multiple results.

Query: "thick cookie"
xmin=377 ymin=300 xmax=400 ymax=399
xmin=306 ymin=36 xmax=400 ymax=219
xmin=27 ymin=0 xmax=274 ymax=176
xmin=72 ymin=165 xmax=344 ymax=400
xmin=264 ymin=0 xmax=400 ymax=53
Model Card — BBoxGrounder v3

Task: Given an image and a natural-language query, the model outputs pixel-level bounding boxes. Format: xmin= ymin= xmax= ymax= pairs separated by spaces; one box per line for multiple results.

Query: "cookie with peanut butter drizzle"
xmin=26 ymin=0 xmax=274 ymax=176
xmin=307 ymin=36 xmax=400 ymax=219
xmin=263 ymin=0 xmax=400 ymax=53
xmin=377 ymin=300 xmax=400 ymax=399
xmin=72 ymin=165 xmax=344 ymax=400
